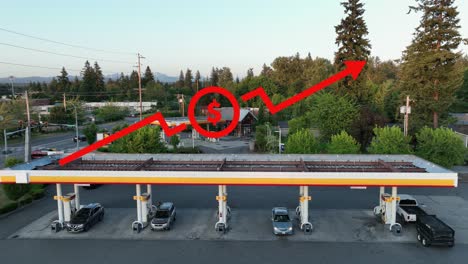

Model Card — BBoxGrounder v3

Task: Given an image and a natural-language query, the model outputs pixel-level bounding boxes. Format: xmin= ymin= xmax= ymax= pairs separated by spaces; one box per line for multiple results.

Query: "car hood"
xmin=69 ymin=219 xmax=86 ymax=225
xmin=152 ymin=218 xmax=169 ymax=224
xmin=273 ymin=222 xmax=292 ymax=230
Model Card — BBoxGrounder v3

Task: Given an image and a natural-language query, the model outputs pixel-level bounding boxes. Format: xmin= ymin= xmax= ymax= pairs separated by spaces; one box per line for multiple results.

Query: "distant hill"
xmin=0 ymin=72 xmax=177 ymax=84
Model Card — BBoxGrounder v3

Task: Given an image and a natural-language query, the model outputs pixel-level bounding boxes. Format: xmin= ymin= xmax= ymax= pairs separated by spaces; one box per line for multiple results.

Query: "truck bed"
xmin=400 ymin=205 xmax=427 ymax=216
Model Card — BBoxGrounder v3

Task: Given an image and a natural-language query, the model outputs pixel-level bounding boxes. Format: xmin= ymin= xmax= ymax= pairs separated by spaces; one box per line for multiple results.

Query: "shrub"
xmin=2 ymin=184 xmax=30 ymax=201
xmin=83 ymin=123 xmax=98 ymax=144
xmin=170 ymin=135 xmax=180 ymax=149
xmin=285 ymin=128 xmax=319 ymax=154
xmin=327 ymin=131 xmax=361 ymax=154
xmin=416 ymin=127 xmax=465 ymax=168
xmin=368 ymin=126 xmax=412 ymax=154
xmin=0 ymin=202 xmax=18 ymax=215
xmin=18 ymin=194 xmax=33 ymax=206
xmin=4 ymin=157 xmax=23 ymax=168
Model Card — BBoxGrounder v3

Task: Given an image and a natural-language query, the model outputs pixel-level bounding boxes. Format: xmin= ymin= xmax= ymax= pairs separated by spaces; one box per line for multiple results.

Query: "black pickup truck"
xmin=416 ymin=214 xmax=455 ymax=247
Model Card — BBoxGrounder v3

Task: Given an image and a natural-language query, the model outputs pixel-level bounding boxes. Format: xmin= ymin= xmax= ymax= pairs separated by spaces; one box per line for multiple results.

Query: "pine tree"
xmin=246 ymin=68 xmax=254 ymax=78
xmin=194 ymin=70 xmax=201 ymax=91
xmin=57 ymin=67 xmax=70 ymax=93
xmin=184 ymin=68 xmax=193 ymax=91
xmin=210 ymin=67 xmax=219 ymax=86
xmin=80 ymin=60 xmax=96 ymax=99
xmin=334 ymin=0 xmax=371 ymax=102
xmin=260 ymin=63 xmax=273 ymax=77
xmin=94 ymin=62 xmax=105 ymax=98
xmin=399 ymin=0 xmax=464 ymax=129
xmin=142 ymin=66 xmax=154 ymax=87
xmin=175 ymin=70 xmax=185 ymax=89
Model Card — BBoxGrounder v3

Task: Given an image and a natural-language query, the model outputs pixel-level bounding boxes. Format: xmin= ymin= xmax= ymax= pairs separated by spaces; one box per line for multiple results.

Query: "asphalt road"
xmin=0 ymin=117 xmax=138 ymax=167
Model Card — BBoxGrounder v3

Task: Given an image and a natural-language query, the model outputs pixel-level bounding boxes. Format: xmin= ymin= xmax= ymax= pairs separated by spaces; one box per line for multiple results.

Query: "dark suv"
xmin=150 ymin=202 xmax=176 ymax=231
xmin=66 ymin=203 xmax=104 ymax=233
xmin=416 ymin=214 xmax=455 ymax=247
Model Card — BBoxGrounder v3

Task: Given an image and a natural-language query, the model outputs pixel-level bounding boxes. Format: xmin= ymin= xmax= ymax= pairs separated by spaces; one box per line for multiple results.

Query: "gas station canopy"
xmin=0 ymin=154 xmax=458 ymax=187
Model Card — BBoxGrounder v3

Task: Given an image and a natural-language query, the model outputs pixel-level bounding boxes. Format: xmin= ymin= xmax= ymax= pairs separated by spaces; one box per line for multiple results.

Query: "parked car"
xmin=271 ymin=207 xmax=293 ymax=235
xmin=150 ymin=202 xmax=176 ymax=231
xmin=73 ymin=135 xmax=87 ymax=142
xmin=66 ymin=203 xmax=104 ymax=233
xmin=416 ymin=214 xmax=455 ymax=247
xmin=31 ymin=148 xmax=64 ymax=159
xmin=397 ymin=194 xmax=427 ymax=223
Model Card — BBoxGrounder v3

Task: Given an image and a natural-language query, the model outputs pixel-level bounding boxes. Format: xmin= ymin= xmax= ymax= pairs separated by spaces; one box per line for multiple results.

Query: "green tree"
xmin=170 ymin=135 xmax=180 ymax=150
xmin=210 ymin=67 xmax=219 ymax=86
xmin=194 ymin=70 xmax=201 ymax=92
xmin=57 ymin=67 xmax=71 ymax=93
xmin=288 ymin=116 xmax=309 ymax=135
xmin=368 ymin=126 xmax=412 ymax=154
xmin=334 ymin=0 xmax=371 ymax=102
xmin=95 ymin=104 xmax=129 ymax=122
xmin=79 ymin=61 xmax=96 ymax=100
xmin=308 ymin=93 xmax=358 ymax=140
xmin=83 ymin=123 xmax=98 ymax=144
xmin=255 ymin=124 xmax=269 ymax=152
xmin=327 ymin=131 xmax=361 ymax=154
xmin=399 ymin=0 xmax=464 ymax=129
xmin=416 ymin=127 xmax=465 ymax=168
xmin=142 ymin=66 xmax=154 ymax=87
xmin=285 ymin=129 xmax=319 ymax=154
xmin=184 ymin=69 xmax=193 ymax=92
xmin=110 ymin=126 xmax=167 ymax=153
xmin=175 ymin=70 xmax=185 ymax=90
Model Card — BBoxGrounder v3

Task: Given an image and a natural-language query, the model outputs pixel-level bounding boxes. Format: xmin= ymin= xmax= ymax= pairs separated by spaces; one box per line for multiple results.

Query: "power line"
xmin=0 ymin=61 xmax=81 ymax=71
xmin=0 ymin=61 xmax=128 ymax=76
xmin=0 ymin=26 xmax=135 ymax=56
xmin=0 ymin=42 xmax=133 ymax=64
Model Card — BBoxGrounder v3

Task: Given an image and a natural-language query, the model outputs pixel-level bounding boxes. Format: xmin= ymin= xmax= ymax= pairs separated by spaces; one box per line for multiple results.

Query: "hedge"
xmin=0 ymin=202 xmax=18 ymax=215
xmin=3 ymin=184 xmax=31 ymax=201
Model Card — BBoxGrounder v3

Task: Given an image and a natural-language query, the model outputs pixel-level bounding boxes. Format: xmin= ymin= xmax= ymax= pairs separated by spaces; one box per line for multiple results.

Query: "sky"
xmin=0 ymin=0 xmax=467 ymax=78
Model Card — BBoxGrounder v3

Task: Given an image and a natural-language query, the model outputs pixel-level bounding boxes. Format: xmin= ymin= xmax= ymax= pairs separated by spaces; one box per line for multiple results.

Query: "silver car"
xmin=271 ymin=207 xmax=293 ymax=235
xmin=150 ymin=202 xmax=176 ymax=231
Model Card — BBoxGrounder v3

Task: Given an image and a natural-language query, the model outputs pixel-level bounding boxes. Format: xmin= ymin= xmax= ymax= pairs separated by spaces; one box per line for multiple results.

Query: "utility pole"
xmin=137 ymin=53 xmax=145 ymax=121
xmin=9 ymin=76 xmax=15 ymax=98
xmin=63 ymin=93 xmax=67 ymax=111
xmin=24 ymin=90 xmax=31 ymax=163
xmin=401 ymin=96 xmax=411 ymax=137
xmin=177 ymin=94 xmax=185 ymax=117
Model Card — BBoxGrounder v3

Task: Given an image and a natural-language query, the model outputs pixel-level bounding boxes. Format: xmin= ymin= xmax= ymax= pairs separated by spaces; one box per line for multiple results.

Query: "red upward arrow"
xmin=241 ymin=60 xmax=366 ymax=114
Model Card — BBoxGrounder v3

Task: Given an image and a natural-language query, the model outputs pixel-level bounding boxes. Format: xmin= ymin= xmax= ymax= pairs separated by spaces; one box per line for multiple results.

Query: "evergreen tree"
xmin=210 ymin=67 xmax=219 ymax=86
xmin=129 ymin=71 xmax=139 ymax=100
xmin=246 ymin=68 xmax=254 ymax=78
xmin=194 ymin=70 xmax=201 ymax=92
xmin=142 ymin=66 xmax=155 ymax=87
xmin=93 ymin=62 xmax=105 ymax=101
xmin=218 ymin=67 xmax=234 ymax=88
xmin=176 ymin=70 xmax=185 ymax=89
xmin=334 ymin=0 xmax=371 ymax=102
xmin=79 ymin=60 xmax=96 ymax=99
xmin=260 ymin=63 xmax=273 ymax=77
xmin=399 ymin=0 xmax=464 ymax=129
xmin=184 ymin=68 xmax=193 ymax=91
xmin=57 ymin=67 xmax=70 ymax=93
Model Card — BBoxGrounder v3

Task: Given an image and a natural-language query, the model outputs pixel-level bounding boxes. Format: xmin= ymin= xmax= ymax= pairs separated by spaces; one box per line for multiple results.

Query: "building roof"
xmin=215 ymin=107 xmax=257 ymax=122
xmin=0 ymin=154 xmax=458 ymax=187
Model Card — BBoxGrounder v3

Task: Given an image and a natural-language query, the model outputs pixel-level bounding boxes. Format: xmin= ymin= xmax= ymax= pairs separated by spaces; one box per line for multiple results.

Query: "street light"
xmin=69 ymin=104 xmax=79 ymax=151
xmin=274 ymin=127 xmax=282 ymax=154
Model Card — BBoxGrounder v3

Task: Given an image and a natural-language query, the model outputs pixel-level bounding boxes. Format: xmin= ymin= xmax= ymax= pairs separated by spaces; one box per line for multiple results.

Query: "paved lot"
xmin=9 ymin=195 xmax=468 ymax=245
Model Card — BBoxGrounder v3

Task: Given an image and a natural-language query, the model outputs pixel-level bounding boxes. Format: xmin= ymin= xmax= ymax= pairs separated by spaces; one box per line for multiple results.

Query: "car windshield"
xmin=74 ymin=208 xmax=91 ymax=220
xmin=155 ymin=210 xmax=170 ymax=218
xmin=274 ymin=214 xmax=290 ymax=222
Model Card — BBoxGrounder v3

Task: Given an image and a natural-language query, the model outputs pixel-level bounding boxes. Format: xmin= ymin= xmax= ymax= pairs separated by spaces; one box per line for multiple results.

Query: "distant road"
xmin=0 ymin=117 xmax=139 ymax=167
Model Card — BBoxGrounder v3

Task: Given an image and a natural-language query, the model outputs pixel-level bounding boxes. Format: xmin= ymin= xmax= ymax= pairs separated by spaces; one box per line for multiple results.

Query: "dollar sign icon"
xmin=207 ymin=98 xmax=222 ymax=125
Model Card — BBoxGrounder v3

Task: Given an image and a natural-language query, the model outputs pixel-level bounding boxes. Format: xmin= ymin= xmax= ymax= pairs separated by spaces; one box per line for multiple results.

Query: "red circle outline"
xmin=188 ymin=86 xmax=240 ymax=138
